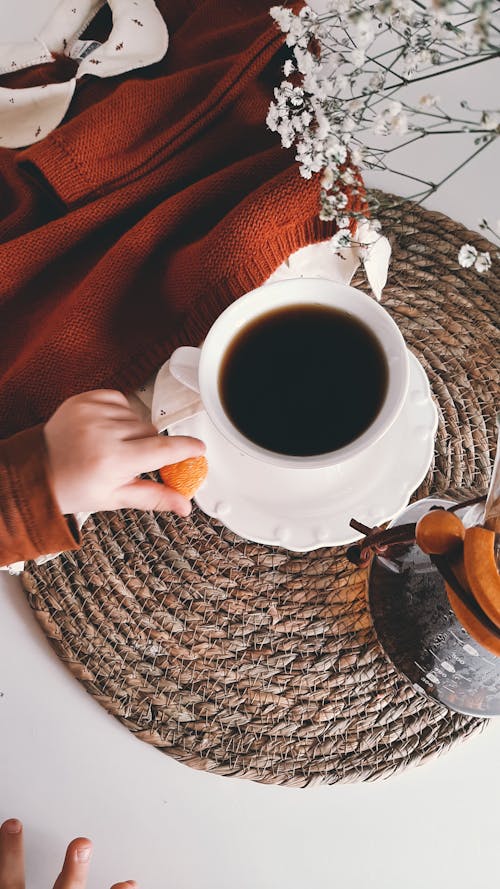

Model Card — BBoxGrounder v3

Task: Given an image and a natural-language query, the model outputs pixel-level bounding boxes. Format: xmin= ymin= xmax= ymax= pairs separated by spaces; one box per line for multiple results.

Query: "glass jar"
xmin=368 ymin=497 xmax=500 ymax=717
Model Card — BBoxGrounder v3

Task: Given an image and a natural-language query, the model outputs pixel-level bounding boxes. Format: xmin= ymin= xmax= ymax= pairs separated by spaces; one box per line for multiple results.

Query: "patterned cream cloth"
xmin=0 ymin=0 xmax=168 ymax=149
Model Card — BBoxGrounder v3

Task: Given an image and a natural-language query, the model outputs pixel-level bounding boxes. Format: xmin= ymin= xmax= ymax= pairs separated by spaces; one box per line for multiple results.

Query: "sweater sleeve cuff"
xmin=0 ymin=424 xmax=81 ymax=565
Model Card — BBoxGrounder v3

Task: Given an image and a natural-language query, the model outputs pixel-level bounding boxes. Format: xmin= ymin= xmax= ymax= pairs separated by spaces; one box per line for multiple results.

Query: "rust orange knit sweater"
xmin=0 ymin=0 xmax=365 ymax=564
xmin=0 ymin=426 xmax=81 ymax=565
xmin=0 ymin=0 xmax=364 ymax=439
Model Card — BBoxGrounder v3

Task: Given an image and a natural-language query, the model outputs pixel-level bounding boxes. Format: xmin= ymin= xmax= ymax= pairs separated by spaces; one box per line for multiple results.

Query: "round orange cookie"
xmin=160 ymin=456 xmax=208 ymax=498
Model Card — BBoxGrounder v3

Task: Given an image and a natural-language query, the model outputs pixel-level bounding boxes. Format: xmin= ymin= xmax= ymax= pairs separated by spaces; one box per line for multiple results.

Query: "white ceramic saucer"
xmin=167 ymin=351 xmax=438 ymax=551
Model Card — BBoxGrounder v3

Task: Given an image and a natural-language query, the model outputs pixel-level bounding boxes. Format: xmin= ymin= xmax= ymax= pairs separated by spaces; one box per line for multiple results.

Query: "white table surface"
xmin=1 ymin=3 xmax=499 ymax=888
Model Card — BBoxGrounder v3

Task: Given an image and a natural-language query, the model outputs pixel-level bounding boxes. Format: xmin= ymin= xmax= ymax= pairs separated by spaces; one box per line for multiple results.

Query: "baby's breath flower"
xmin=374 ymin=101 xmax=409 ymax=135
xmin=266 ymin=104 xmax=279 ymax=131
xmin=419 ymin=94 xmax=440 ymax=108
xmin=414 ymin=49 xmax=432 ymax=68
xmin=284 ymin=6 xmax=319 ymax=50
xmin=325 ymin=135 xmax=348 ymax=164
xmin=321 ymin=167 xmax=335 ymax=189
xmin=388 ymin=101 xmax=402 ymax=118
xmin=342 ymin=116 xmax=357 ymax=133
xmin=314 ymin=106 xmax=332 ymax=140
xmin=268 ymin=0 xmax=499 ymax=280
xmin=294 ymin=45 xmax=322 ymax=76
xmin=332 ymin=71 xmax=349 ymax=92
xmin=320 ymin=193 xmax=339 ymax=221
xmin=340 ymin=166 xmax=357 ymax=186
xmin=474 ymin=251 xmax=492 ymax=273
xmin=351 ymin=10 xmax=375 ymax=46
xmin=335 ymin=190 xmax=349 ymax=210
xmin=390 ymin=0 xmax=417 ymax=23
xmin=351 ymin=48 xmax=366 ymax=68
xmin=350 ymin=145 xmax=364 ymax=165
xmin=321 ymin=187 xmax=349 ymax=218
xmin=278 ymin=121 xmax=295 ymax=148
xmin=327 ymin=0 xmax=350 ymax=12
xmin=369 ymin=72 xmax=385 ymax=90
xmin=392 ymin=111 xmax=408 ymax=134
xmin=458 ymin=244 xmax=478 ymax=268
xmin=430 ymin=17 xmax=447 ymax=39
xmin=482 ymin=112 xmax=500 ymax=131
xmin=330 ymin=228 xmax=353 ymax=251
xmin=270 ymin=6 xmax=294 ymax=32
xmin=373 ymin=114 xmax=388 ymax=135
xmin=296 ymin=136 xmax=324 ymax=178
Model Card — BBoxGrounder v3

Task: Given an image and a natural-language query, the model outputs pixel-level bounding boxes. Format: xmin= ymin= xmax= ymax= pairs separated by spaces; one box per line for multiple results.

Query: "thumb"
xmin=117 ymin=479 xmax=192 ymax=517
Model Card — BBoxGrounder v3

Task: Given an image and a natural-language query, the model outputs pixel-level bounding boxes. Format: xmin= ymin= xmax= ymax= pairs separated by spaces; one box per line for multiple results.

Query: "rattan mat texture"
xmin=22 ymin=195 xmax=499 ymax=786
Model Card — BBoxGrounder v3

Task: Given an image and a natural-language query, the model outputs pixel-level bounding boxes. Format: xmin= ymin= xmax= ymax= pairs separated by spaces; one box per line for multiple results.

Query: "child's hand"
xmin=44 ymin=389 xmax=205 ymax=517
xmin=0 ymin=818 xmax=136 ymax=889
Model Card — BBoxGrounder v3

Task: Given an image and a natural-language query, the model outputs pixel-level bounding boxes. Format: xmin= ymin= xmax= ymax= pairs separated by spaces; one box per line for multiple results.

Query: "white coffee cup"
xmin=169 ymin=277 xmax=409 ymax=469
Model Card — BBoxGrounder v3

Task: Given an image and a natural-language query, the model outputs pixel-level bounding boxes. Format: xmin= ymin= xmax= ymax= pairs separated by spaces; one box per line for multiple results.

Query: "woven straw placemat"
xmin=22 ymin=195 xmax=499 ymax=786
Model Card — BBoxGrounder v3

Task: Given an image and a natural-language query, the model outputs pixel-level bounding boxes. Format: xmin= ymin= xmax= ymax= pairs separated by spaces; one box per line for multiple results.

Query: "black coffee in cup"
xmin=218 ymin=303 xmax=388 ymax=457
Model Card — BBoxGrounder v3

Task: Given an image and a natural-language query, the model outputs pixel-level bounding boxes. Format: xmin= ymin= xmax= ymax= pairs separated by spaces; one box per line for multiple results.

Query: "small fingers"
xmin=0 ymin=819 xmax=24 ymax=889
xmin=116 ymin=479 xmax=192 ymax=516
xmin=76 ymin=390 xmax=131 ymax=408
xmin=125 ymin=434 xmax=206 ymax=475
xmin=52 ymin=838 xmax=92 ymax=889
xmin=119 ymin=420 xmax=160 ymax=442
xmin=110 ymin=882 xmax=138 ymax=889
xmin=60 ymin=391 xmax=138 ymax=423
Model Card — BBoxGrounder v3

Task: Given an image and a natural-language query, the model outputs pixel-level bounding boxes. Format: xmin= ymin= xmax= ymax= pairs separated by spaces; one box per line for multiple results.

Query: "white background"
xmin=0 ymin=2 xmax=499 ymax=888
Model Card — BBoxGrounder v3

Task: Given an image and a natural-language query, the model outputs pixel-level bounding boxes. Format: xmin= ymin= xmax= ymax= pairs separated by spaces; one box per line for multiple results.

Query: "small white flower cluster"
xmin=267 ymin=9 xmax=368 ymax=224
xmin=373 ymin=101 xmax=409 ymax=136
xmin=267 ymin=0 xmax=499 ymax=273
xmin=481 ymin=111 xmax=500 ymax=132
xmin=328 ymin=215 xmax=383 ymax=254
xmin=458 ymin=244 xmax=492 ymax=273
xmin=267 ymin=12 xmax=363 ymax=206
xmin=330 ymin=227 xmax=353 ymax=250
xmin=419 ymin=94 xmax=440 ymax=109
xmin=266 ymin=80 xmax=310 ymax=149
xmin=270 ymin=5 xmax=321 ymax=50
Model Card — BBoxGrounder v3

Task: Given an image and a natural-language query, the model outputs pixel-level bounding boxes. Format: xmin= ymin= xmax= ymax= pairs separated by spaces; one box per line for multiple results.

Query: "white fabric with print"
xmin=0 ymin=0 xmax=168 ymax=149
